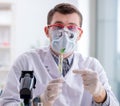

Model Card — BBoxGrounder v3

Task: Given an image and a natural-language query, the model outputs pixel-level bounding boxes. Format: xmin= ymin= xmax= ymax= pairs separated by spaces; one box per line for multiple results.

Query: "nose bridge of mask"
xmin=63 ymin=27 xmax=69 ymax=31
xmin=62 ymin=33 xmax=75 ymax=47
xmin=62 ymin=31 xmax=71 ymax=41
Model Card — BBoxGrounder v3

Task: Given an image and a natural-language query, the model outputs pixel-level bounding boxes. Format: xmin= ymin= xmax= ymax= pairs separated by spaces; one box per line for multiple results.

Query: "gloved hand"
xmin=73 ymin=69 xmax=104 ymax=97
xmin=41 ymin=78 xmax=64 ymax=105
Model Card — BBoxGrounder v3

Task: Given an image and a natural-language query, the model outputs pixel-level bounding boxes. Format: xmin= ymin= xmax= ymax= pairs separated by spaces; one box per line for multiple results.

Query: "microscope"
xmin=20 ymin=71 xmax=36 ymax=106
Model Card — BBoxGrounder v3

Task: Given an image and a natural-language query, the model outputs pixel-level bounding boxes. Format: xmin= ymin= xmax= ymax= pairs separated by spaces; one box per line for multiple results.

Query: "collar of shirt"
xmin=50 ymin=49 xmax=74 ymax=66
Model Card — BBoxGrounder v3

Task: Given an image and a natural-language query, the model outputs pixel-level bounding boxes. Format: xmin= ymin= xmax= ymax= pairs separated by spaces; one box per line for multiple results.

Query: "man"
xmin=0 ymin=3 xmax=119 ymax=106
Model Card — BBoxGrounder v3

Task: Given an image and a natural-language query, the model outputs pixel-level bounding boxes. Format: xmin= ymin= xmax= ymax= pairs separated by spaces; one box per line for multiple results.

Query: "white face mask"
xmin=50 ymin=29 xmax=78 ymax=54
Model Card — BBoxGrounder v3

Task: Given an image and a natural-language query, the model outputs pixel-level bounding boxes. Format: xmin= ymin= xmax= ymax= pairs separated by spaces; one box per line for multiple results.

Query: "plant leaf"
xmin=60 ymin=48 xmax=65 ymax=53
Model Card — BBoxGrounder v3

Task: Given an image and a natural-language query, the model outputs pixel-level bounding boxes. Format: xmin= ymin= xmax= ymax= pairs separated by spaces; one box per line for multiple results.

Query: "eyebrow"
xmin=54 ymin=21 xmax=63 ymax=24
xmin=54 ymin=21 xmax=77 ymax=26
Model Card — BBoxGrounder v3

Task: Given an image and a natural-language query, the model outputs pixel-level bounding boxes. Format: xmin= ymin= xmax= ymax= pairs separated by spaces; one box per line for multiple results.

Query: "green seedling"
xmin=58 ymin=48 xmax=65 ymax=74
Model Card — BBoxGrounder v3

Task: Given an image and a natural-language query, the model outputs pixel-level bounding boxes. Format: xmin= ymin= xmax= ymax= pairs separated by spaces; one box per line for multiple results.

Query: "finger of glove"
xmin=82 ymin=72 xmax=98 ymax=84
xmin=49 ymin=78 xmax=64 ymax=84
xmin=47 ymin=83 xmax=63 ymax=91
xmin=46 ymin=83 xmax=63 ymax=99
xmin=84 ymin=82 xmax=102 ymax=95
xmin=84 ymin=83 xmax=97 ymax=89
xmin=73 ymin=69 xmax=95 ymax=75
xmin=47 ymin=89 xmax=62 ymax=98
xmin=46 ymin=88 xmax=62 ymax=102
xmin=80 ymin=71 xmax=98 ymax=81
xmin=83 ymin=78 xmax=98 ymax=86
xmin=47 ymin=92 xmax=60 ymax=102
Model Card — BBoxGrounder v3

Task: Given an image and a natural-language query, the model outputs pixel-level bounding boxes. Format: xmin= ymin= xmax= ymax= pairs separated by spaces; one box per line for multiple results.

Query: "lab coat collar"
xmin=50 ymin=47 xmax=74 ymax=65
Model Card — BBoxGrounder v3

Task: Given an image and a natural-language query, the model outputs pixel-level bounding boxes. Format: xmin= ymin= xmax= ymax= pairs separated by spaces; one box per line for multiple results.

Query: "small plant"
xmin=58 ymin=48 xmax=65 ymax=74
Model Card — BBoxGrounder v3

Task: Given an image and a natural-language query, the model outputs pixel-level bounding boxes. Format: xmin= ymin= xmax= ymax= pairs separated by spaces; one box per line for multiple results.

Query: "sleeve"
xmin=92 ymin=91 xmax=110 ymax=106
xmin=0 ymin=54 xmax=29 ymax=106
xmin=91 ymin=58 xmax=119 ymax=106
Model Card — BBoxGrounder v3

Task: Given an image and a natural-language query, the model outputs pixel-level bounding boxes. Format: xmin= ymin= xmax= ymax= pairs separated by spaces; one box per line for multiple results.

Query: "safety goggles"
xmin=47 ymin=23 xmax=83 ymax=33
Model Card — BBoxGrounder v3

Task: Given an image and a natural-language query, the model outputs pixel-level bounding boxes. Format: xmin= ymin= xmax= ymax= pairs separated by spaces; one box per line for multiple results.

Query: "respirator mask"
xmin=51 ymin=28 xmax=78 ymax=54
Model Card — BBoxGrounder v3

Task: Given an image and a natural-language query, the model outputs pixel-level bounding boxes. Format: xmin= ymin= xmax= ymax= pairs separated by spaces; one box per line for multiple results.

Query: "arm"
xmin=0 ymin=54 xmax=29 ymax=105
xmin=92 ymin=59 xmax=119 ymax=106
xmin=73 ymin=58 xmax=119 ymax=106
xmin=73 ymin=69 xmax=119 ymax=106
xmin=0 ymin=67 xmax=21 ymax=106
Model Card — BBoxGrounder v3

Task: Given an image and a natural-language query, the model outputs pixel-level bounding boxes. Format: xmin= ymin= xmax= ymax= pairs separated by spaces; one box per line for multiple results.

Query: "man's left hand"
xmin=73 ymin=69 xmax=106 ymax=103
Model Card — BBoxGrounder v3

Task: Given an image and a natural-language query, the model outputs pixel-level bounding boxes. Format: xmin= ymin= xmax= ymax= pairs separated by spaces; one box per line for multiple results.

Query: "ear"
xmin=77 ymin=29 xmax=83 ymax=41
xmin=44 ymin=26 xmax=50 ymax=38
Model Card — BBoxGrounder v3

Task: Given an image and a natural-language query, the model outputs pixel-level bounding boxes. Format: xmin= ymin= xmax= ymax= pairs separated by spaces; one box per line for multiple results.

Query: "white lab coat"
xmin=0 ymin=47 xmax=119 ymax=106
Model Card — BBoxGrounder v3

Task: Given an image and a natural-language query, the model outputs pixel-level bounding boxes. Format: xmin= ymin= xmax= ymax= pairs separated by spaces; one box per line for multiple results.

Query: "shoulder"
xmin=13 ymin=47 xmax=49 ymax=66
xmin=74 ymin=52 xmax=98 ymax=62
xmin=74 ymin=52 xmax=103 ymax=69
xmin=17 ymin=47 xmax=49 ymax=59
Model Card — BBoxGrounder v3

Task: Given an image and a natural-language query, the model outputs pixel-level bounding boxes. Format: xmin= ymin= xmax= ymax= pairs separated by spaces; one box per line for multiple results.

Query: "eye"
xmin=53 ymin=24 xmax=64 ymax=30
xmin=67 ymin=25 xmax=76 ymax=31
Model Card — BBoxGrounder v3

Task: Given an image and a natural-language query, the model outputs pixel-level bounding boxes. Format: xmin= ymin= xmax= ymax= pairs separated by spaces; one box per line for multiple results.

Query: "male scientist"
xmin=0 ymin=3 xmax=119 ymax=106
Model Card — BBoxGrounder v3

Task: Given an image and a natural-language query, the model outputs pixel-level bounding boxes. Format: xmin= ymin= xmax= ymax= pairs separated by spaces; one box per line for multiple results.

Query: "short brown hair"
xmin=47 ymin=3 xmax=83 ymax=27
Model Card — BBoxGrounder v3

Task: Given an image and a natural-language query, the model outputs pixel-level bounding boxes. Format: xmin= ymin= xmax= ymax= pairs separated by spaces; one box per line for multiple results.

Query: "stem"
xmin=58 ymin=54 xmax=63 ymax=74
xmin=58 ymin=48 xmax=65 ymax=74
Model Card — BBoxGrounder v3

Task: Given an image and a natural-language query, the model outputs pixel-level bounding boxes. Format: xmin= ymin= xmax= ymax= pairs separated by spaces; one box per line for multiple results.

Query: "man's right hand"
xmin=40 ymin=78 xmax=64 ymax=106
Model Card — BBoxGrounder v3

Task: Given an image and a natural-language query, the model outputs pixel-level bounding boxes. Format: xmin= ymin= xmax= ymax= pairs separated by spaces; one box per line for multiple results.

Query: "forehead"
xmin=50 ymin=12 xmax=80 ymax=26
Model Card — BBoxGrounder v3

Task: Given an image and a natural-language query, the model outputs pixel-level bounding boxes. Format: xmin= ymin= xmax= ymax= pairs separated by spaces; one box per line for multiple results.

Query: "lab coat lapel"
xmin=65 ymin=53 xmax=83 ymax=86
xmin=55 ymin=53 xmax=84 ymax=106
xmin=43 ymin=50 xmax=61 ymax=79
